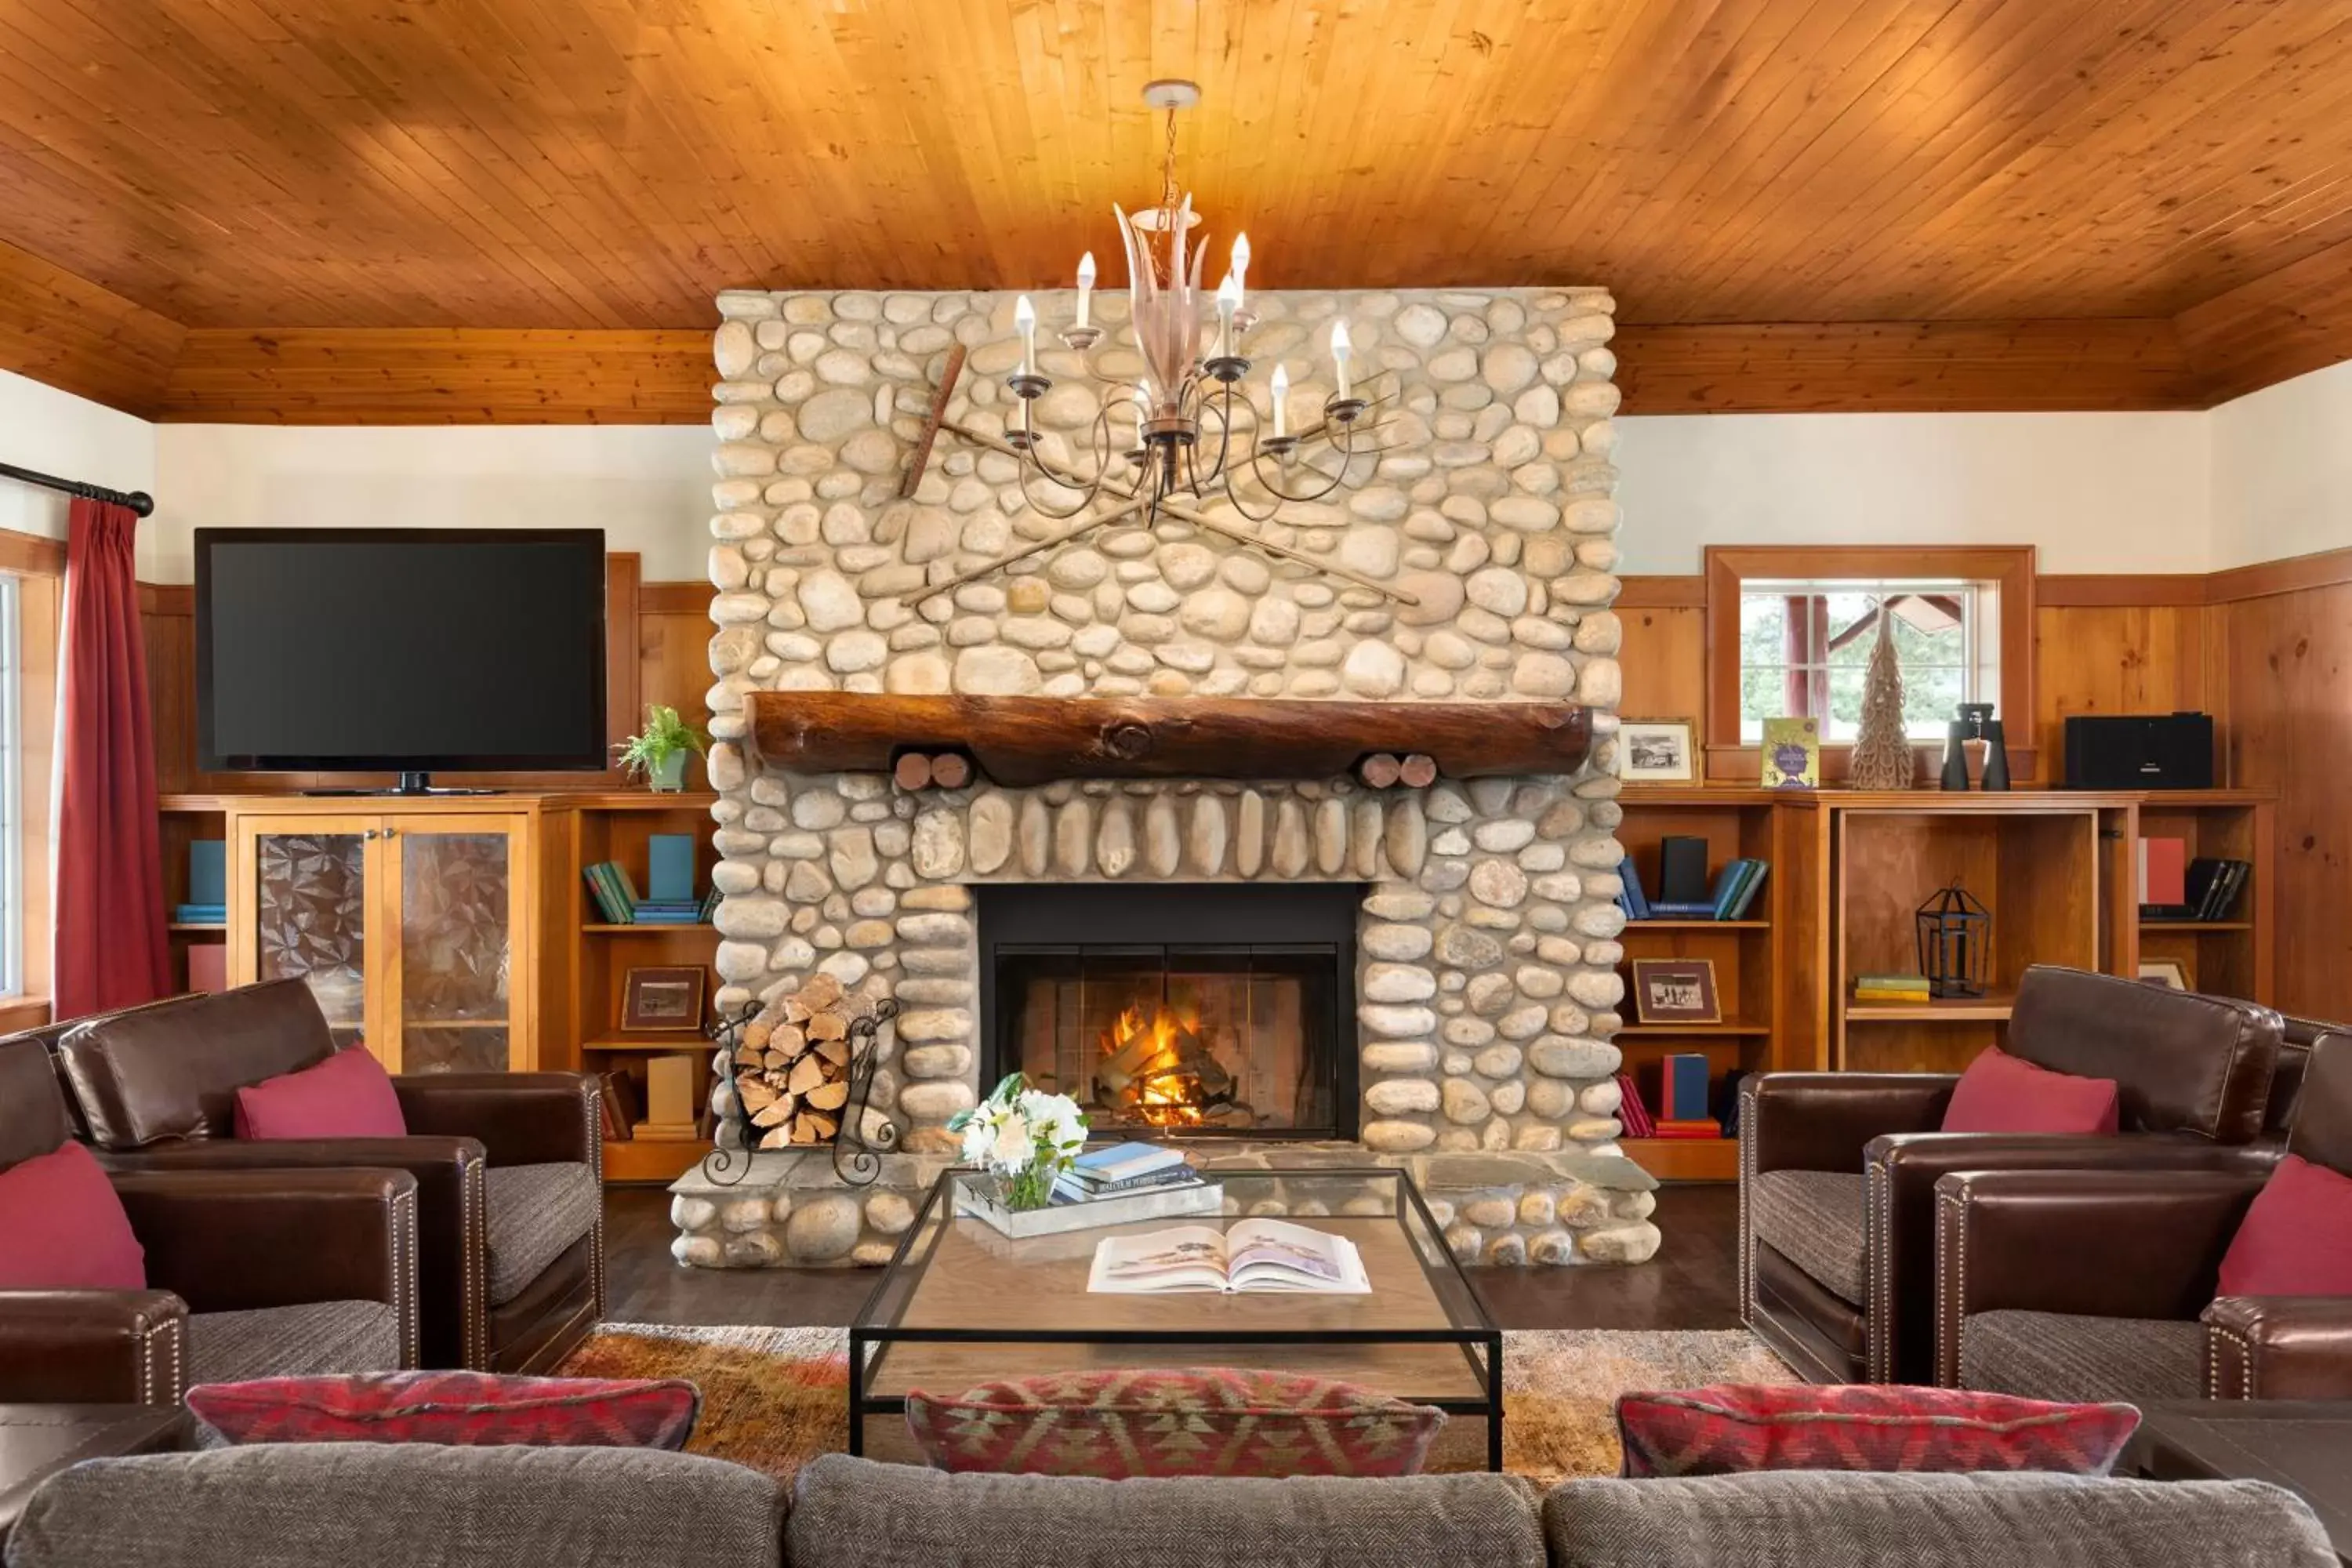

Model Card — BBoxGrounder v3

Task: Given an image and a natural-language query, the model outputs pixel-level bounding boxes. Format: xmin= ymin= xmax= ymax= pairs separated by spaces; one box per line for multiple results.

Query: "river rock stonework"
xmin=676 ymin=285 xmax=1657 ymax=1269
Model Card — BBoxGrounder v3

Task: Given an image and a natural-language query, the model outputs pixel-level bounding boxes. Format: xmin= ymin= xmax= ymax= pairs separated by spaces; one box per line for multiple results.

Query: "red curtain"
xmin=55 ymin=496 xmax=170 ymax=1019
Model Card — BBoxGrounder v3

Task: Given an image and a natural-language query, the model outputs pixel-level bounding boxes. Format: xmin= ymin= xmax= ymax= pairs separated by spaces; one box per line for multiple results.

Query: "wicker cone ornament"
xmin=1849 ymin=609 xmax=1915 ymax=790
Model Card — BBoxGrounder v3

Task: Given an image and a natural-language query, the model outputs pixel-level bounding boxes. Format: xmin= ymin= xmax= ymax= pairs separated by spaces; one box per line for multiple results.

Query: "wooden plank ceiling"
xmin=5 ymin=0 xmax=2352 ymax=422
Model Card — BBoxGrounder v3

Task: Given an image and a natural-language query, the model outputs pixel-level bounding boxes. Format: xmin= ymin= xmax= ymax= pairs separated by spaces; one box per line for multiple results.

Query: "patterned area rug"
xmin=561 ymin=1324 xmax=1792 ymax=1486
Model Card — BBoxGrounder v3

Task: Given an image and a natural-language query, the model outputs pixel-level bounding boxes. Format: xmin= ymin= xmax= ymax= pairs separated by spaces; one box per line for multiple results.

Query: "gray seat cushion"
xmin=1958 ymin=1309 xmax=2205 ymax=1403
xmin=5 ymin=1443 xmax=783 ymax=1568
xmin=484 ymin=1161 xmax=599 ymax=1306
xmin=187 ymin=1301 xmax=401 ymax=1385
xmin=1747 ymin=1169 xmax=1867 ymax=1305
xmin=789 ymin=1453 xmax=1546 ymax=1568
xmin=1542 ymin=1471 xmax=2336 ymax=1568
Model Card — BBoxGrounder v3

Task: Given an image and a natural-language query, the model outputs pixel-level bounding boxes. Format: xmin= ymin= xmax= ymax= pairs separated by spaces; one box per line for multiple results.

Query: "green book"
xmin=1854 ymin=972 xmax=1931 ymax=992
xmin=587 ymin=862 xmax=635 ymax=924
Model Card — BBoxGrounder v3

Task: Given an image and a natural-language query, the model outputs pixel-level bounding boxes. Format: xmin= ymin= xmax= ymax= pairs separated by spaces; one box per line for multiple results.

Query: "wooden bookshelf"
xmin=545 ymin=793 xmax=724 ymax=1185
xmin=2123 ymin=789 xmax=2274 ymax=1005
xmin=157 ymin=795 xmax=229 ymax=996
xmin=1613 ymin=787 xmax=1824 ymax=1181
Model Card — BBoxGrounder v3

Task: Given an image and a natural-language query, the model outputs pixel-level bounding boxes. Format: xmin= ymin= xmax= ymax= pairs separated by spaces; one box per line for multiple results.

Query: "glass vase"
xmin=994 ymin=1163 xmax=1057 ymax=1212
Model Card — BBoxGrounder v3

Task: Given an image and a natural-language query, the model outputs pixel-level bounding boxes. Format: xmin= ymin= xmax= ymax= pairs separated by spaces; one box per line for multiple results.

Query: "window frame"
xmin=0 ymin=528 xmax=63 ymax=1031
xmin=1703 ymin=545 xmax=2037 ymax=784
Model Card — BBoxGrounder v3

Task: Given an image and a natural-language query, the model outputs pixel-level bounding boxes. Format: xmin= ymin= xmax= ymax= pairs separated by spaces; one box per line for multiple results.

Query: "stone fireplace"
xmin=668 ymin=284 xmax=1660 ymax=1270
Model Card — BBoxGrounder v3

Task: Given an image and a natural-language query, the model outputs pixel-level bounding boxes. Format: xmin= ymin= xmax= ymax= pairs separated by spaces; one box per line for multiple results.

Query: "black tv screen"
xmin=197 ymin=528 xmax=606 ymax=772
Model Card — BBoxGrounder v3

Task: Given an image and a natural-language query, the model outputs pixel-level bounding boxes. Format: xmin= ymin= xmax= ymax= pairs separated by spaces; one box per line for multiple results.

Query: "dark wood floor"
xmin=603 ymin=1183 xmax=1740 ymax=1332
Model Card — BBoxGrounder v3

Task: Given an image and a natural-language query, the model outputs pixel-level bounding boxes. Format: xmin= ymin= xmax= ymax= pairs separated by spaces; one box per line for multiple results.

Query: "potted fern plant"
xmin=615 ymin=705 xmax=709 ymax=793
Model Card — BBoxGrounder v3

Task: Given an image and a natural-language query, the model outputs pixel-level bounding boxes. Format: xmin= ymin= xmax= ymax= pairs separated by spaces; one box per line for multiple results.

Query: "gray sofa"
xmin=4 ymin=1446 xmax=2335 ymax=1567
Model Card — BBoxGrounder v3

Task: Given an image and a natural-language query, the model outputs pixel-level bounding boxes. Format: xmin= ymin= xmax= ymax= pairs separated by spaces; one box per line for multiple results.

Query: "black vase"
xmin=1940 ymin=721 xmax=1973 ymax=790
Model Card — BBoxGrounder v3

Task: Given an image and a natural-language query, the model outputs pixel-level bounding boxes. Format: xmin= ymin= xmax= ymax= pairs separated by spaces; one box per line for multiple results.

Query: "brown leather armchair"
xmin=44 ymin=981 xmax=604 ymax=1374
xmin=1934 ymin=1029 xmax=2352 ymax=1402
xmin=0 ymin=1039 xmax=417 ymax=1405
xmin=1739 ymin=965 xmax=2281 ymax=1384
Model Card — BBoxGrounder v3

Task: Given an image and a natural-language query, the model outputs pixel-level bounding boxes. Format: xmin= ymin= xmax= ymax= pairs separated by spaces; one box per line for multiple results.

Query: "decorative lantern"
xmin=1915 ymin=880 xmax=1991 ymax=999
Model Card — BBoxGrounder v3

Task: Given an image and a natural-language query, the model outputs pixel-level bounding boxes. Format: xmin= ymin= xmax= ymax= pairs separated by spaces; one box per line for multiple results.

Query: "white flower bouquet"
xmin=948 ymin=1072 xmax=1090 ymax=1211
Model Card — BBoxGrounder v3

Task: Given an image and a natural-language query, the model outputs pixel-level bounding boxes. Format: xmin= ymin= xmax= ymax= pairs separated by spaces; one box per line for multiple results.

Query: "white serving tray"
xmin=953 ymin=1175 xmax=1225 ymax=1239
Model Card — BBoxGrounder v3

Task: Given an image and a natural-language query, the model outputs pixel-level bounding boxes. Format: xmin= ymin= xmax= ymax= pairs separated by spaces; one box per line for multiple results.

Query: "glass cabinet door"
xmin=389 ymin=820 xmax=523 ymax=1073
xmin=250 ymin=823 xmax=375 ymax=1051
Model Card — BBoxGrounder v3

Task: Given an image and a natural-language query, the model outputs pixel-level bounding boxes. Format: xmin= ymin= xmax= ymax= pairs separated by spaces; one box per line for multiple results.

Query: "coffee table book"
xmin=953 ymin=1172 xmax=1224 ymax=1238
xmin=848 ymin=1166 xmax=1504 ymax=1471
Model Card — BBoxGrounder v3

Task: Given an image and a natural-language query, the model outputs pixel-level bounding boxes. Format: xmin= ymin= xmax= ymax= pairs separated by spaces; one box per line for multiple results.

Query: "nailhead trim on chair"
xmin=1737 ymin=1077 xmax=1759 ymax=1331
xmin=459 ymin=1149 xmax=486 ymax=1370
xmin=1935 ymin=1179 xmax=1972 ymax=1388
xmin=2206 ymin=1323 xmax=2258 ymax=1400
xmin=582 ymin=1079 xmax=606 ymax=1325
xmin=394 ymin=1185 xmax=419 ymax=1367
xmin=1866 ymin=1151 xmax=1896 ymax=1384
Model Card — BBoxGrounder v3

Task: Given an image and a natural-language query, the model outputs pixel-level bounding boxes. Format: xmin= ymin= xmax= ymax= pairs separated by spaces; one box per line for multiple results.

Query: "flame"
xmin=1102 ymin=1000 xmax=1207 ymax=1127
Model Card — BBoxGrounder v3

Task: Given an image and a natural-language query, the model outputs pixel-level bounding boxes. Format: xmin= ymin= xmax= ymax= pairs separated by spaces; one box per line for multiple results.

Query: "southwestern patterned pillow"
xmin=905 ymin=1367 xmax=1446 ymax=1479
xmin=1616 ymin=1384 xmax=2140 ymax=1478
xmin=188 ymin=1370 xmax=700 ymax=1450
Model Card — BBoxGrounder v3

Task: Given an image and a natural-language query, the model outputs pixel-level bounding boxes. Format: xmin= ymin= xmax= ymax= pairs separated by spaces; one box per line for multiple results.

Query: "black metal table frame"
xmin=846 ymin=1165 xmax=1507 ymax=1471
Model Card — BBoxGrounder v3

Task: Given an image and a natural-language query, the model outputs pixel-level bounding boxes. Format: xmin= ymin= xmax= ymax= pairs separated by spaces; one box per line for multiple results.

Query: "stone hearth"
xmin=673 ymin=284 xmax=1657 ymax=1269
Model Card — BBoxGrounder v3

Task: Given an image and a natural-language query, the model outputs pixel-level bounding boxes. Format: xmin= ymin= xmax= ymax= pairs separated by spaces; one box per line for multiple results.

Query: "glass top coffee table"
xmin=848 ymin=1167 xmax=1504 ymax=1470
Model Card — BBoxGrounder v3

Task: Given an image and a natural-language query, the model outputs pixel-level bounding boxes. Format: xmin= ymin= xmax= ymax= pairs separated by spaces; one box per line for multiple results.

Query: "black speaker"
xmin=2063 ymin=713 xmax=2214 ymax=789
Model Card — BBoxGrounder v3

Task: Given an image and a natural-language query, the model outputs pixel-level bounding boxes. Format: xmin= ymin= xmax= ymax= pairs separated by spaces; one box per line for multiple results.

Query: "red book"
xmin=2139 ymin=837 xmax=2187 ymax=907
xmin=187 ymin=943 xmax=227 ymax=994
xmin=1652 ymin=1119 xmax=1726 ymax=1139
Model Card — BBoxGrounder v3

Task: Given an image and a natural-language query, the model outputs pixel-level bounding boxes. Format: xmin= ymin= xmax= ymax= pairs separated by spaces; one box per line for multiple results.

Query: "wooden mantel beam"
xmin=746 ymin=694 xmax=1592 ymax=787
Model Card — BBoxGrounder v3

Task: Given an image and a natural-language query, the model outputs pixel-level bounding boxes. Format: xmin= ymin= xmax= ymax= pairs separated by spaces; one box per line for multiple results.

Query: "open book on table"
xmin=1087 ymin=1218 xmax=1371 ymax=1295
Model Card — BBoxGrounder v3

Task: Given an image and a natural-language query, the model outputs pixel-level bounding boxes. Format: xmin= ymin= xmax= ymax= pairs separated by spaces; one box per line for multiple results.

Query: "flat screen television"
xmin=196 ymin=527 xmax=606 ymax=785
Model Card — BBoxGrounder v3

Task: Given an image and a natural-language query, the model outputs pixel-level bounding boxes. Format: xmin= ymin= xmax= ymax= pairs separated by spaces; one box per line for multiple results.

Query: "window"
xmin=0 ymin=572 xmax=16 ymax=996
xmin=1704 ymin=546 xmax=2036 ymax=781
xmin=1735 ymin=579 xmax=1997 ymax=742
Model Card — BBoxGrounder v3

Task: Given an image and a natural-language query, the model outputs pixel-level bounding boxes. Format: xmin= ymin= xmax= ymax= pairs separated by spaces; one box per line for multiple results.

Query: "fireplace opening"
xmin=977 ymin=884 xmax=1361 ymax=1140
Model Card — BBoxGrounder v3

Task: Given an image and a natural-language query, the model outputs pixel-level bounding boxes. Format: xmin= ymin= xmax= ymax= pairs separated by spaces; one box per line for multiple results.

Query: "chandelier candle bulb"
xmin=1330 ymin=320 xmax=1354 ymax=401
xmin=1214 ymin=272 xmax=1240 ymax=359
xmin=1075 ymin=252 xmax=1095 ymax=327
xmin=1232 ymin=232 xmax=1250 ymax=296
xmin=1271 ymin=363 xmax=1289 ymax=438
xmin=1015 ymin=294 xmax=1037 ymax=376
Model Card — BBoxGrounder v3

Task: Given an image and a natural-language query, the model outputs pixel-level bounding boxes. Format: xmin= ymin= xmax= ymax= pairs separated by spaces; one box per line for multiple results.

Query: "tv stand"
xmin=303 ymin=772 xmax=502 ymax=797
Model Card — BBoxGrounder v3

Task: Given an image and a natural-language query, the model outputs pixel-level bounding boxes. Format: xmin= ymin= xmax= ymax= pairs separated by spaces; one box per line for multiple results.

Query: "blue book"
xmin=188 ymin=840 xmax=227 ymax=908
xmin=1708 ymin=862 xmax=1749 ymax=920
xmin=1729 ymin=861 xmax=1771 ymax=920
xmin=172 ymin=905 xmax=226 ymax=924
xmin=646 ymin=835 xmax=696 ymax=904
xmin=1617 ymin=855 xmax=1652 ymax=920
xmin=1073 ymin=1142 xmax=1185 ymax=1181
xmin=1646 ymin=901 xmax=1719 ymax=918
xmin=1667 ymin=1053 xmax=1712 ymax=1120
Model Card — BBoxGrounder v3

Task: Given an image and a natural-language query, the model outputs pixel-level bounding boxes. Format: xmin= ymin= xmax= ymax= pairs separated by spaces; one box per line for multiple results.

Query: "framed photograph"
xmin=2138 ymin=958 xmax=2192 ymax=992
xmin=1759 ymin=716 xmax=1820 ymax=789
xmin=621 ymin=966 xmax=708 ymax=1032
xmin=1630 ymin=958 xmax=1722 ymax=1025
xmin=1618 ymin=718 xmax=1698 ymax=784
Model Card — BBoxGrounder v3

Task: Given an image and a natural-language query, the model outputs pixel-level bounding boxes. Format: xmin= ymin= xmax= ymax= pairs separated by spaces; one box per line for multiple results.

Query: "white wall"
xmin=12 ymin=372 xmax=2339 ymax=583
xmin=1613 ymin=411 xmax=2213 ymax=575
xmin=145 ymin=424 xmax=713 ymax=583
xmin=2209 ymin=358 xmax=2352 ymax=572
xmin=0 ymin=369 xmax=158 ymax=559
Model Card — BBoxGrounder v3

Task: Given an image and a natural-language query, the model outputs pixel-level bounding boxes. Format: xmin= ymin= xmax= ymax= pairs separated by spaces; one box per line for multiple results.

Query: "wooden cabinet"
xmin=201 ymin=797 xmax=547 ymax=1072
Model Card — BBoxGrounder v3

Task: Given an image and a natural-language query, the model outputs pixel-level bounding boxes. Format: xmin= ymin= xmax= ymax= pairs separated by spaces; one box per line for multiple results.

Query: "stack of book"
xmin=174 ymin=840 xmax=227 ymax=926
xmin=2143 ymin=853 xmax=2253 ymax=923
xmin=1051 ymin=1142 xmax=1206 ymax=1206
xmin=1853 ymin=973 xmax=1933 ymax=1004
xmin=1614 ymin=855 xmax=1769 ymax=921
xmin=1613 ymin=1071 xmax=1657 ymax=1138
xmin=1646 ymin=1051 xmax=1726 ymax=1139
xmin=583 ymin=844 xmax=720 ymax=926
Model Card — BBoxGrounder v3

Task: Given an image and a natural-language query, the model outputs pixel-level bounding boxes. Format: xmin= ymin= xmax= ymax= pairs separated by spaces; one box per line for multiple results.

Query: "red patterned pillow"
xmin=1617 ymin=1384 xmax=2140 ymax=1478
xmin=905 ymin=1367 xmax=1445 ymax=1479
xmin=187 ymin=1371 xmax=699 ymax=1450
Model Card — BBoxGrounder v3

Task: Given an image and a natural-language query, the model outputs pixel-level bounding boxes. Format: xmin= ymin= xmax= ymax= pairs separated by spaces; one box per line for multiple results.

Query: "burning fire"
xmin=1098 ymin=1000 xmax=1210 ymax=1127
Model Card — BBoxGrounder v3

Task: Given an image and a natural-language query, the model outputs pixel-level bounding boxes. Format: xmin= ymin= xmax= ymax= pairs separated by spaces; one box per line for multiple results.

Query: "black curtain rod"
xmin=0 ymin=460 xmax=154 ymax=517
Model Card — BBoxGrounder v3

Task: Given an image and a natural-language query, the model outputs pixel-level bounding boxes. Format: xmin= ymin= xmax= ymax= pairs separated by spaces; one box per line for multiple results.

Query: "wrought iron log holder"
xmin=699 ymin=997 xmax=903 ymax=1188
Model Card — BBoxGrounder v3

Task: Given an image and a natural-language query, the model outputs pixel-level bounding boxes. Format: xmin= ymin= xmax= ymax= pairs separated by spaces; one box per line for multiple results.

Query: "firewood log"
xmin=787 ymin=1054 xmax=828 ymax=1095
xmin=806 ymin=1011 xmax=848 ymax=1042
xmin=737 ymin=1077 xmax=780 ymax=1113
xmin=814 ymin=1035 xmax=851 ymax=1066
xmin=1399 ymin=753 xmax=1439 ymax=787
xmin=893 ymin=752 xmax=934 ymax=790
xmin=803 ymin=1080 xmax=849 ymax=1111
xmin=1358 ymin=753 xmax=1402 ymax=788
xmin=929 ymin=752 xmax=972 ymax=789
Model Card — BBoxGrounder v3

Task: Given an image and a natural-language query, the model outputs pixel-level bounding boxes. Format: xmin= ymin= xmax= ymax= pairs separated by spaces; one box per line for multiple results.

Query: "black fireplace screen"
xmin=977 ymin=884 xmax=1359 ymax=1139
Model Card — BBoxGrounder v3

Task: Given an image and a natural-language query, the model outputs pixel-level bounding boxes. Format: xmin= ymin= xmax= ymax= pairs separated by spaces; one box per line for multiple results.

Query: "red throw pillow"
xmin=0 ymin=1141 xmax=145 ymax=1290
xmin=1940 ymin=1046 xmax=2119 ymax=1134
xmin=906 ymin=1367 xmax=1445 ymax=1479
xmin=2217 ymin=1153 xmax=2352 ymax=1298
xmin=1617 ymin=1384 xmax=2140 ymax=1478
xmin=187 ymin=1371 xmax=700 ymax=1449
xmin=234 ymin=1046 xmax=408 ymax=1139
